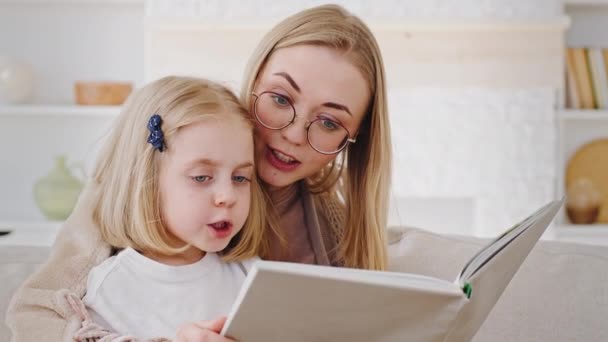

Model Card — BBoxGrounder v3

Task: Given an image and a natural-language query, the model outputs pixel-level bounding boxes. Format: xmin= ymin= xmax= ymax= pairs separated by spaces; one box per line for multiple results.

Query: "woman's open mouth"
xmin=266 ymin=147 xmax=301 ymax=172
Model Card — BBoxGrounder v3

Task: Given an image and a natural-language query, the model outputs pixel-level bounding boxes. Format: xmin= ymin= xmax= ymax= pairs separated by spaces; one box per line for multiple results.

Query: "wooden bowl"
xmin=566 ymin=206 xmax=600 ymax=224
xmin=566 ymin=139 xmax=608 ymax=222
xmin=74 ymin=81 xmax=132 ymax=105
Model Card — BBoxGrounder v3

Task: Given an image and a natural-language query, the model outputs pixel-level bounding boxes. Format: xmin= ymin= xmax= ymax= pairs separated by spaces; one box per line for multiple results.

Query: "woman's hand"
xmin=175 ymin=317 xmax=236 ymax=342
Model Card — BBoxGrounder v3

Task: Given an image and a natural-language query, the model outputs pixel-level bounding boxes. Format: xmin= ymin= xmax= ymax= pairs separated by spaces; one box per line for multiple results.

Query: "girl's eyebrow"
xmin=190 ymin=158 xmax=218 ymax=167
xmin=273 ymin=71 xmax=352 ymax=117
xmin=188 ymin=159 xmax=253 ymax=169
xmin=235 ymin=162 xmax=254 ymax=170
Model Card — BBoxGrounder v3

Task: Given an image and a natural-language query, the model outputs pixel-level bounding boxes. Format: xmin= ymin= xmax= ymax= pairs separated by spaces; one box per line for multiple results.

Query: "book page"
xmin=444 ymin=199 xmax=563 ymax=341
xmin=222 ymin=262 xmax=466 ymax=342
xmin=456 ymin=199 xmax=562 ymax=285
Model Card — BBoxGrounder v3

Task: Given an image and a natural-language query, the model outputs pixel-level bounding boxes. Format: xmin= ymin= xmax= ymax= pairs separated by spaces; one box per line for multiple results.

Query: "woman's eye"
xmin=192 ymin=175 xmax=210 ymax=183
xmin=233 ymin=175 xmax=251 ymax=183
xmin=271 ymin=94 xmax=290 ymax=106
xmin=320 ymin=119 xmax=339 ymax=131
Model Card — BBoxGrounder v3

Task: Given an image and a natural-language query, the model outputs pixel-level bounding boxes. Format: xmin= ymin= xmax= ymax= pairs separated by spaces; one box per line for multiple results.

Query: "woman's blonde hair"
xmin=93 ymin=76 xmax=267 ymax=261
xmin=241 ymin=4 xmax=392 ymax=270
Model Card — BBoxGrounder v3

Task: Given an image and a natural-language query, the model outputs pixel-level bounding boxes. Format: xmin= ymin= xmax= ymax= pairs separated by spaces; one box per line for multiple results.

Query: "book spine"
xmin=571 ymin=47 xmax=596 ymax=109
xmin=565 ymin=48 xmax=581 ymax=109
xmin=588 ymin=48 xmax=608 ymax=109
xmin=603 ymin=48 xmax=608 ymax=107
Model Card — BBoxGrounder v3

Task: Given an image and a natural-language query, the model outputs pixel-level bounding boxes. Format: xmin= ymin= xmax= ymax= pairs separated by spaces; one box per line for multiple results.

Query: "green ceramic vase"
xmin=33 ymin=155 xmax=84 ymax=221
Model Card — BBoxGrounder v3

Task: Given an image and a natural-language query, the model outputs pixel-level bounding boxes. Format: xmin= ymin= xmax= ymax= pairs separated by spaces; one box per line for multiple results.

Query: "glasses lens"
xmin=308 ymin=119 xmax=349 ymax=154
xmin=254 ymin=92 xmax=295 ymax=129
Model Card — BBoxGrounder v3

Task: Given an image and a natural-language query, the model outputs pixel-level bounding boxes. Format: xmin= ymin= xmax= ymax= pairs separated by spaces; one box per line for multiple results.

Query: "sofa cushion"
xmin=4 ymin=230 xmax=608 ymax=342
xmin=0 ymin=245 xmax=50 ymax=341
xmin=388 ymin=227 xmax=608 ymax=341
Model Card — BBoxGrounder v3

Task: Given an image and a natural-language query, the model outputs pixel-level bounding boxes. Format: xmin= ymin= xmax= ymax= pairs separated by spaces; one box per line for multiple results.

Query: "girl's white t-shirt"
xmin=82 ymin=247 xmax=257 ymax=339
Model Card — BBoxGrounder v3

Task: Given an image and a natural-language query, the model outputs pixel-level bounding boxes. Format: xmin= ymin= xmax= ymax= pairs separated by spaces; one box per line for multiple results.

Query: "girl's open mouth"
xmin=208 ymin=221 xmax=233 ymax=238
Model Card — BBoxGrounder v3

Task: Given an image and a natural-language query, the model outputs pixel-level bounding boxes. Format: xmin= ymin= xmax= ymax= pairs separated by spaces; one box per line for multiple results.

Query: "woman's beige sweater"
xmin=5 ymin=182 xmax=346 ymax=341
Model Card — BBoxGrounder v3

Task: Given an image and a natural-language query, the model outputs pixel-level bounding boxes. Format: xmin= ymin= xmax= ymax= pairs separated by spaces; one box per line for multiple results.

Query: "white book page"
xmin=221 ymin=260 xmax=462 ymax=336
xmin=456 ymin=200 xmax=557 ymax=285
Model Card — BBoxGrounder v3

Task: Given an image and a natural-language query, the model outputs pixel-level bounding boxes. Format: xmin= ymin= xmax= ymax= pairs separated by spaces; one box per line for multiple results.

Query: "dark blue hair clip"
xmin=147 ymin=114 xmax=165 ymax=152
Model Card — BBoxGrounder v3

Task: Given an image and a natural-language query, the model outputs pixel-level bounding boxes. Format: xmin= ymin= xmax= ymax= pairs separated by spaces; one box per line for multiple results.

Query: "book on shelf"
xmin=566 ymin=48 xmax=581 ymax=109
xmin=220 ymin=199 xmax=564 ymax=342
xmin=602 ymin=48 xmax=608 ymax=99
xmin=565 ymin=47 xmax=608 ymax=110
xmin=567 ymin=48 xmax=596 ymax=109
xmin=588 ymin=48 xmax=608 ymax=109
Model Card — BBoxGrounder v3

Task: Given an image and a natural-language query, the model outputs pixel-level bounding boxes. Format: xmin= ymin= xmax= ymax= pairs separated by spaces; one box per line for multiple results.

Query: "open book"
xmin=221 ymin=199 xmax=563 ymax=342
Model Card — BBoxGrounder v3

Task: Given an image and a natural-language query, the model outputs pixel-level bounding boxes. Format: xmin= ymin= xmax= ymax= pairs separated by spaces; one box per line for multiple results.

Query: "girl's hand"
xmin=175 ymin=317 xmax=236 ymax=342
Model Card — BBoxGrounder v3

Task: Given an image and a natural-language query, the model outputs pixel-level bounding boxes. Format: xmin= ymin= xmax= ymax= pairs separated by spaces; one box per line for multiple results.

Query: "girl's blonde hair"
xmin=93 ymin=76 xmax=268 ymax=261
xmin=241 ymin=4 xmax=392 ymax=270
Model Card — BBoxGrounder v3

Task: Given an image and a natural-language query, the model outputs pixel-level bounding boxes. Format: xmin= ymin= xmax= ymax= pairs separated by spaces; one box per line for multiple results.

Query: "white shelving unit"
xmin=554 ymin=0 xmax=608 ymax=246
xmin=0 ymin=0 xmax=143 ymax=225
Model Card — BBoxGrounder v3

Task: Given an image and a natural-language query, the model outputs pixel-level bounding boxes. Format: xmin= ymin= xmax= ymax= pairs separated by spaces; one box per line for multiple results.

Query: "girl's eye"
xmin=271 ymin=94 xmax=291 ymax=107
xmin=233 ymin=175 xmax=251 ymax=183
xmin=192 ymin=175 xmax=210 ymax=183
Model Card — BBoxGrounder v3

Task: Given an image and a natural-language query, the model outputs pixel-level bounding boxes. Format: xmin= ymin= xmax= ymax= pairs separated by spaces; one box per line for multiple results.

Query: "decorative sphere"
xmin=0 ymin=57 xmax=34 ymax=104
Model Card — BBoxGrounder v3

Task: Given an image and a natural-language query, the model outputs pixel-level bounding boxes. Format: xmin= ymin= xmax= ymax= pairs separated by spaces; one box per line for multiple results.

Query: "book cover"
xmin=221 ymin=200 xmax=563 ymax=342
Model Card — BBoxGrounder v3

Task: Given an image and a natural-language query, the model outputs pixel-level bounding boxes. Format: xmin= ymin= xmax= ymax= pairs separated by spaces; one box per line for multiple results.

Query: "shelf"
xmin=556 ymin=223 xmax=608 ymax=230
xmin=0 ymin=221 xmax=62 ymax=247
xmin=558 ymin=109 xmax=608 ymax=120
xmin=565 ymin=0 xmax=608 ymax=6
xmin=552 ymin=224 xmax=608 ymax=246
xmin=0 ymin=220 xmax=63 ymax=231
xmin=0 ymin=105 xmax=121 ymax=117
xmin=554 ymin=224 xmax=608 ymax=239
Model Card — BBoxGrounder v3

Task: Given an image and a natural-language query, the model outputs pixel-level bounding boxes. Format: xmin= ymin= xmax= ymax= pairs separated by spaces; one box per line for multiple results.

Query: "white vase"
xmin=0 ymin=57 xmax=34 ymax=104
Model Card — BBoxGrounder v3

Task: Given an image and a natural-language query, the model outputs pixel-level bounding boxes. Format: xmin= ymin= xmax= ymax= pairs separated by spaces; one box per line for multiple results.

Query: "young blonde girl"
xmin=66 ymin=76 xmax=267 ymax=340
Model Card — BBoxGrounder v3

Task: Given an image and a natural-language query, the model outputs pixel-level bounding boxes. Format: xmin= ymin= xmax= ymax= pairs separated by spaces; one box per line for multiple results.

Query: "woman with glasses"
xmin=7 ymin=4 xmax=392 ymax=342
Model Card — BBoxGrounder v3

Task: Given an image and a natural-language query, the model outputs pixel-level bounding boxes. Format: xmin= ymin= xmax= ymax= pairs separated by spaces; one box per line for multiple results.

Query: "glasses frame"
xmin=251 ymin=91 xmax=356 ymax=155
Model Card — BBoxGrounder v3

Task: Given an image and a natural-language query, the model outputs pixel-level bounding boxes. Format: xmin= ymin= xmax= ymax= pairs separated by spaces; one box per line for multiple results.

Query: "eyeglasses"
xmin=251 ymin=91 xmax=356 ymax=155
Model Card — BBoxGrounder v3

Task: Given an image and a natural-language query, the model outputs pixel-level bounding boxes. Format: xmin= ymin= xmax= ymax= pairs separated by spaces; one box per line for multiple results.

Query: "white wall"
xmin=1 ymin=0 xmax=566 ymax=237
xmin=0 ymin=1 xmax=145 ymax=104
xmin=145 ymin=0 xmax=566 ymax=236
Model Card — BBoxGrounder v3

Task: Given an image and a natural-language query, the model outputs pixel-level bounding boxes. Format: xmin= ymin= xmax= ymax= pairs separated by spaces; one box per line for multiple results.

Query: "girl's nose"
xmin=214 ymin=183 xmax=236 ymax=208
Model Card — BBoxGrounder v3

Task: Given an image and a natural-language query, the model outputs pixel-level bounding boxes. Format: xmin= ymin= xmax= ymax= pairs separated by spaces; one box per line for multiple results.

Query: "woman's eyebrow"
xmin=273 ymin=72 xmax=301 ymax=93
xmin=322 ymin=102 xmax=352 ymax=116
xmin=273 ymin=72 xmax=352 ymax=116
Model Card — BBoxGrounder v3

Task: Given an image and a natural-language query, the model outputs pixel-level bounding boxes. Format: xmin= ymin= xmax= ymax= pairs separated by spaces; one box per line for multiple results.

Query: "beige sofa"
xmin=2 ymin=227 xmax=608 ymax=341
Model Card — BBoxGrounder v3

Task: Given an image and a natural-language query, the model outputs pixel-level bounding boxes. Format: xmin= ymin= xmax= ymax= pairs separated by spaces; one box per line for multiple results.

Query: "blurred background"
xmin=1 ymin=0 xmax=608 ymax=246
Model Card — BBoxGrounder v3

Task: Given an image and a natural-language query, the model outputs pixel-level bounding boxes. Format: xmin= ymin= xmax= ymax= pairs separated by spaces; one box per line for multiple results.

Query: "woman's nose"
xmin=280 ymin=116 xmax=308 ymax=146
